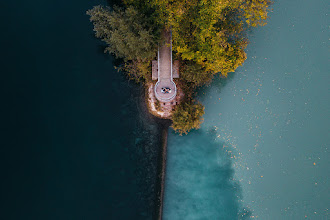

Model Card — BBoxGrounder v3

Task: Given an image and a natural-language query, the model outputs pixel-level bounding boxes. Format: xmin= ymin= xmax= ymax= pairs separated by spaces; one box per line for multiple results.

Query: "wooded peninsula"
xmin=87 ymin=0 xmax=270 ymax=135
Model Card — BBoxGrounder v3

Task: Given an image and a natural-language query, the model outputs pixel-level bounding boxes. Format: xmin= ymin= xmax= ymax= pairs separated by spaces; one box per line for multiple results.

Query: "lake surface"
xmin=1 ymin=0 xmax=328 ymax=219
xmin=163 ymin=0 xmax=329 ymax=219
xmin=0 ymin=0 xmax=163 ymax=219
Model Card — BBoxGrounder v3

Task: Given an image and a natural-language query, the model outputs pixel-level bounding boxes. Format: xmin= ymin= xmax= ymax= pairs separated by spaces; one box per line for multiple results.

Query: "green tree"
xmin=87 ymin=0 xmax=271 ymax=133
xmin=241 ymin=0 xmax=271 ymax=27
xmin=172 ymin=101 xmax=205 ymax=135
xmin=87 ymin=5 xmax=157 ymax=61
xmin=136 ymin=0 xmax=270 ymax=76
xmin=87 ymin=5 xmax=160 ymax=82
xmin=121 ymin=59 xmax=151 ymax=82
xmin=181 ymin=61 xmax=214 ymax=87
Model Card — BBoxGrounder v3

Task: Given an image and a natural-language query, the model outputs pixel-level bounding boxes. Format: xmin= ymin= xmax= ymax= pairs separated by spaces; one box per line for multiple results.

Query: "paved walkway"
xmin=155 ymin=30 xmax=176 ymax=102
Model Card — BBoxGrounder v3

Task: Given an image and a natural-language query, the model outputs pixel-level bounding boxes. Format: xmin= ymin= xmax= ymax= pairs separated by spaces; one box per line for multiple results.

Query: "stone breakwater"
xmin=139 ymin=87 xmax=171 ymax=220
xmin=157 ymin=127 xmax=168 ymax=220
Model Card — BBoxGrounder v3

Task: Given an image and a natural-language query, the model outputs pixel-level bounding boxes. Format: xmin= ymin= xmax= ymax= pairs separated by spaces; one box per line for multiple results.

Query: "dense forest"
xmin=87 ymin=0 xmax=270 ymax=134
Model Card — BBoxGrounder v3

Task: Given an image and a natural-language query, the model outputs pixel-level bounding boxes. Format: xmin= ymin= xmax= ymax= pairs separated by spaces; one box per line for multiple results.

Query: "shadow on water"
xmin=164 ymin=129 xmax=251 ymax=220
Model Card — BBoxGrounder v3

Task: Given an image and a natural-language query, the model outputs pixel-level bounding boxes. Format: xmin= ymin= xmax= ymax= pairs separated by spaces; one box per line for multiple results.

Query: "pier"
xmin=154 ymin=30 xmax=177 ymax=103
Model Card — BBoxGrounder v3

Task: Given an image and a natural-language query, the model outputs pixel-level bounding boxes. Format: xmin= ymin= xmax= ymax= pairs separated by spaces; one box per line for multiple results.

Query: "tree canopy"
xmin=171 ymin=101 xmax=205 ymax=135
xmin=88 ymin=0 xmax=270 ymax=82
xmin=87 ymin=5 xmax=161 ymax=82
xmin=87 ymin=6 xmax=158 ymax=61
xmin=88 ymin=0 xmax=271 ymax=133
xmin=125 ymin=0 xmax=270 ymax=78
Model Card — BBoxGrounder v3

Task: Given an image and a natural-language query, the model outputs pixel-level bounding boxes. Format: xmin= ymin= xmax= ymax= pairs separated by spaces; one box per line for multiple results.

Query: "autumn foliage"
xmin=87 ymin=0 xmax=270 ymax=134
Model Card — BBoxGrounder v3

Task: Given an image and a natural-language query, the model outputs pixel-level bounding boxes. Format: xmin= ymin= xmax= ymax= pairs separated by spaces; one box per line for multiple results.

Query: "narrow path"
xmin=155 ymin=30 xmax=176 ymax=102
xmin=158 ymin=31 xmax=171 ymax=80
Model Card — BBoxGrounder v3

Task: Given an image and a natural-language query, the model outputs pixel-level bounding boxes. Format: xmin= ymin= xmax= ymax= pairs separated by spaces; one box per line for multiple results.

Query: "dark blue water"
xmin=0 ymin=0 xmax=163 ymax=219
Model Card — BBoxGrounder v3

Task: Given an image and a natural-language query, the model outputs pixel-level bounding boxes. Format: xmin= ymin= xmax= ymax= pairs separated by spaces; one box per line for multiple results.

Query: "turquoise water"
xmin=163 ymin=0 xmax=329 ymax=219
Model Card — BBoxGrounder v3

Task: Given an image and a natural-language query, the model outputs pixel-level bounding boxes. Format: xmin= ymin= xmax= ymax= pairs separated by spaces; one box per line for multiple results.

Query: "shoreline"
xmin=138 ymin=86 xmax=170 ymax=220
xmin=157 ymin=127 xmax=168 ymax=220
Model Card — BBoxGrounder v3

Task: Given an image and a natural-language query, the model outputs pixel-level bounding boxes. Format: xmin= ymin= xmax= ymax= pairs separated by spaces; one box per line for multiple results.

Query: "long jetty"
xmin=154 ymin=30 xmax=177 ymax=102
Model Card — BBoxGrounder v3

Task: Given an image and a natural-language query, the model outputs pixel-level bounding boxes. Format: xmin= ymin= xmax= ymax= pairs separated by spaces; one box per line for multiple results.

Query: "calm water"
xmin=0 ymin=0 xmax=163 ymax=219
xmin=163 ymin=0 xmax=329 ymax=219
